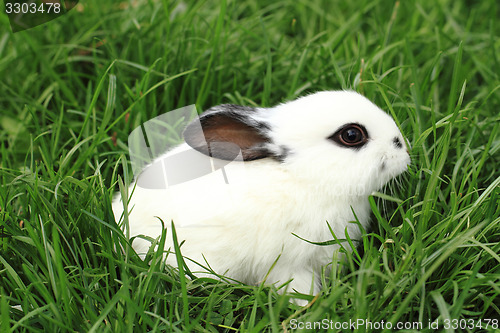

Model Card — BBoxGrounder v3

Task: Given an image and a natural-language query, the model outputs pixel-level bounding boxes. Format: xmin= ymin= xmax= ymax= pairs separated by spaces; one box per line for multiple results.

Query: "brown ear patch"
xmin=184 ymin=111 xmax=272 ymax=161
xmin=203 ymin=117 xmax=268 ymax=153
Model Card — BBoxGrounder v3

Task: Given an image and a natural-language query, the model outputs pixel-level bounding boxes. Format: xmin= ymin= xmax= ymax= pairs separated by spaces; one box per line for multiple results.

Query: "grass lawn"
xmin=1 ymin=0 xmax=499 ymax=331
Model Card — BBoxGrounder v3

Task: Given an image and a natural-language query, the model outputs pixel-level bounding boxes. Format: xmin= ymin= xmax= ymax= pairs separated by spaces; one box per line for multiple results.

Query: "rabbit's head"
xmin=184 ymin=91 xmax=410 ymax=198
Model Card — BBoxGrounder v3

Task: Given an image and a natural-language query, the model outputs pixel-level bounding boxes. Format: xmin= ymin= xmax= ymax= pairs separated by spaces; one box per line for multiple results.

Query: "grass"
xmin=0 ymin=0 xmax=499 ymax=331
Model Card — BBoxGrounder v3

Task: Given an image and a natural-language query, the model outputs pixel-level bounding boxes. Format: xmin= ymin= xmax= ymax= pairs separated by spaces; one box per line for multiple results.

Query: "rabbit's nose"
xmin=393 ymin=137 xmax=403 ymax=149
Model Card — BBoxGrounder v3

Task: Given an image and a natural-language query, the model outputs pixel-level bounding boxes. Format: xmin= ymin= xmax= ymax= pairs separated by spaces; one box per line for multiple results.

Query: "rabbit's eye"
xmin=329 ymin=123 xmax=369 ymax=148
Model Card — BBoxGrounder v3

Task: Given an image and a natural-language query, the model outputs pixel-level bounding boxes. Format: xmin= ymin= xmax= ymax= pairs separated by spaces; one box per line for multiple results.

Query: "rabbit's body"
xmin=115 ymin=150 xmax=370 ymax=293
xmin=113 ymin=91 xmax=410 ymax=300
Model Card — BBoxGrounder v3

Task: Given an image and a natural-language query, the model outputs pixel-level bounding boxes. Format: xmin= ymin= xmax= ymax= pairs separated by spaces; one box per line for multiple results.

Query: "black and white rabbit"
xmin=112 ymin=91 xmax=410 ymax=304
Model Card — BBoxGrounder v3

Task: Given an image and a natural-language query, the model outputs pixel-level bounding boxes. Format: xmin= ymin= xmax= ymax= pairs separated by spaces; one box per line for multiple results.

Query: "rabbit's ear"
xmin=183 ymin=104 xmax=273 ymax=161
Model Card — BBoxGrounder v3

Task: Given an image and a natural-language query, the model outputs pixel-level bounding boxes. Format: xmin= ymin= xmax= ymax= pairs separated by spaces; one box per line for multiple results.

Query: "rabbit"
xmin=112 ymin=90 xmax=411 ymax=304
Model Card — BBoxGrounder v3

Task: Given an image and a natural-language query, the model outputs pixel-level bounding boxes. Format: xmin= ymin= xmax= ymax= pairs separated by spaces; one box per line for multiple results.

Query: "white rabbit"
xmin=112 ymin=91 xmax=410 ymax=304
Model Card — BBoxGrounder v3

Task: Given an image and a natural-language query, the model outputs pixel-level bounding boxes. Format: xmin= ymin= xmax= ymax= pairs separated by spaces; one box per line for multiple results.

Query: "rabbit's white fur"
xmin=112 ymin=91 xmax=410 ymax=301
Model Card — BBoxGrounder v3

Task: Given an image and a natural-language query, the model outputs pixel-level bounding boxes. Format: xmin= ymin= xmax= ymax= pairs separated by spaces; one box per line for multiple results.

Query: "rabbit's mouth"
xmin=377 ymin=153 xmax=410 ymax=190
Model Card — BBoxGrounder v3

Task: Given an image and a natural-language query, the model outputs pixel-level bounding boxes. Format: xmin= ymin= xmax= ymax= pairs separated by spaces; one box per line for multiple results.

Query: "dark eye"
xmin=329 ymin=123 xmax=369 ymax=148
